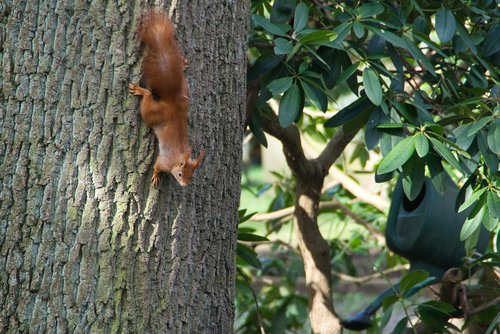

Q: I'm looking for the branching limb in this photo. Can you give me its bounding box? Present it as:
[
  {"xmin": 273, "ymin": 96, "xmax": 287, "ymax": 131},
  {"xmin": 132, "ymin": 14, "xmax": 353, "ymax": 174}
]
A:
[
  {"xmin": 260, "ymin": 111, "xmax": 312, "ymax": 177},
  {"xmin": 316, "ymin": 127, "xmax": 357, "ymax": 174}
]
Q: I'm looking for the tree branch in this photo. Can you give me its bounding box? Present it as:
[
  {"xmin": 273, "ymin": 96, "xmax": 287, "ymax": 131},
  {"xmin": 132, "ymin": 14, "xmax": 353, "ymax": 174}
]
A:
[
  {"xmin": 324, "ymin": 165, "xmax": 390, "ymax": 212},
  {"xmin": 250, "ymin": 200, "xmax": 385, "ymax": 244},
  {"xmin": 246, "ymin": 79, "xmax": 313, "ymax": 177},
  {"xmin": 260, "ymin": 111, "xmax": 313, "ymax": 177},
  {"xmin": 315, "ymin": 127, "xmax": 357, "ymax": 174},
  {"xmin": 331, "ymin": 264, "xmax": 410, "ymax": 284}
]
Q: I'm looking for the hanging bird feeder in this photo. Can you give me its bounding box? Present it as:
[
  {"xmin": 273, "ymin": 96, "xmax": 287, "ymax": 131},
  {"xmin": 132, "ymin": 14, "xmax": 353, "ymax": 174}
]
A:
[{"xmin": 342, "ymin": 174, "xmax": 489, "ymax": 330}]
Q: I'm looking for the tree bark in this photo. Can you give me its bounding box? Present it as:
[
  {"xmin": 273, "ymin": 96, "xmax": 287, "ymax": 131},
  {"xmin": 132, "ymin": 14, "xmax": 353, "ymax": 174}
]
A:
[
  {"xmin": 255, "ymin": 102, "xmax": 356, "ymax": 333},
  {"xmin": 0, "ymin": 1, "xmax": 248, "ymax": 333}
]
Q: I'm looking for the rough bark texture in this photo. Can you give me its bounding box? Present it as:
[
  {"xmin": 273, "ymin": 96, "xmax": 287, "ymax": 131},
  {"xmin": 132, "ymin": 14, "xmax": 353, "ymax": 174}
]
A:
[{"xmin": 0, "ymin": 1, "xmax": 248, "ymax": 333}]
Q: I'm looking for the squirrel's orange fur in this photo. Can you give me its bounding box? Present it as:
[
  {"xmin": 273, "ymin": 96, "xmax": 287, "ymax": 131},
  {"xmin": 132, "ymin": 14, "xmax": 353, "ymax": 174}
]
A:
[{"xmin": 129, "ymin": 11, "xmax": 204, "ymax": 186}]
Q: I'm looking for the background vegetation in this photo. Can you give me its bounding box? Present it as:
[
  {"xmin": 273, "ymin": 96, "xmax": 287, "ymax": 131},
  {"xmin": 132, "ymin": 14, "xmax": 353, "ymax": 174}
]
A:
[{"xmin": 236, "ymin": 0, "xmax": 499, "ymax": 333}]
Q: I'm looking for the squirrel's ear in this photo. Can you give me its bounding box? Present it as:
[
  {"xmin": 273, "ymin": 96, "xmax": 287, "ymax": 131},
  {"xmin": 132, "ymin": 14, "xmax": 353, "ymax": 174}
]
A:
[{"xmin": 194, "ymin": 149, "xmax": 205, "ymax": 168}]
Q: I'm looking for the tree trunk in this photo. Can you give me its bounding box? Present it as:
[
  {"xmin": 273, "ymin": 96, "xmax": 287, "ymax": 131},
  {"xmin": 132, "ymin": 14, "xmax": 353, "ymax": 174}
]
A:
[
  {"xmin": 0, "ymin": 1, "xmax": 248, "ymax": 333},
  {"xmin": 256, "ymin": 107, "xmax": 354, "ymax": 333},
  {"xmin": 295, "ymin": 175, "xmax": 343, "ymax": 334}
]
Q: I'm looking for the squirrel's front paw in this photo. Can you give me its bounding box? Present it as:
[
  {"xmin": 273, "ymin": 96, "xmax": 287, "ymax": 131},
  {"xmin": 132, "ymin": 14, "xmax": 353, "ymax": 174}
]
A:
[
  {"xmin": 129, "ymin": 83, "xmax": 143, "ymax": 96},
  {"xmin": 151, "ymin": 173, "xmax": 160, "ymax": 187}
]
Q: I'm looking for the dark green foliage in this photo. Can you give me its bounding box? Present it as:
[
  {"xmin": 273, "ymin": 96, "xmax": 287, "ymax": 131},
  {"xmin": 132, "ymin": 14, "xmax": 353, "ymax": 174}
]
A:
[
  {"xmin": 243, "ymin": 0, "xmax": 499, "ymax": 332},
  {"xmin": 248, "ymin": 0, "xmax": 499, "ymax": 241}
]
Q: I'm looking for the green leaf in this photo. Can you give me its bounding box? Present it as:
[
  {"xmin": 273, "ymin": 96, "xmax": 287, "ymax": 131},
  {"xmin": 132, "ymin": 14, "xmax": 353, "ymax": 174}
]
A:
[
  {"xmin": 380, "ymin": 304, "xmax": 394, "ymax": 329},
  {"xmin": 238, "ymin": 233, "xmax": 269, "ymax": 242},
  {"xmin": 377, "ymin": 123, "xmax": 407, "ymax": 129},
  {"xmin": 377, "ymin": 136, "xmax": 416, "ymax": 174},
  {"xmin": 402, "ymin": 157, "xmax": 425, "ymax": 201},
  {"xmin": 469, "ymin": 188, "xmax": 487, "ymax": 219},
  {"xmin": 368, "ymin": 26, "xmax": 406, "ymax": 48},
  {"xmin": 293, "ymin": 2, "xmax": 309, "ymax": 33},
  {"xmin": 274, "ymin": 37, "xmax": 293, "ymax": 55},
  {"xmin": 400, "ymin": 269, "xmax": 430, "ymax": 294},
  {"xmin": 363, "ymin": 67, "xmax": 383, "ymax": 106},
  {"xmin": 429, "ymin": 137, "xmax": 463, "ymax": 172},
  {"xmin": 248, "ymin": 55, "xmax": 282, "ymax": 81},
  {"xmin": 344, "ymin": 102, "xmax": 372, "ymax": 134},
  {"xmin": 279, "ymin": 83, "xmax": 302, "ymax": 128},
  {"xmin": 427, "ymin": 155, "xmax": 446, "ymax": 194},
  {"xmin": 456, "ymin": 176, "xmax": 475, "ymax": 211},
  {"xmin": 332, "ymin": 22, "xmax": 352, "ymax": 45},
  {"xmin": 477, "ymin": 131, "xmax": 499, "ymax": 173},
  {"xmin": 358, "ymin": 3, "xmax": 384, "ymax": 18},
  {"xmin": 393, "ymin": 317, "xmax": 408, "ymax": 334},
  {"xmin": 301, "ymin": 80, "xmax": 327, "ymax": 112},
  {"xmin": 413, "ymin": 16, "xmax": 430, "ymax": 36},
  {"xmin": 467, "ymin": 116, "xmax": 493, "ymax": 136},
  {"xmin": 458, "ymin": 187, "xmax": 487, "ymax": 213},
  {"xmin": 487, "ymin": 191, "xmax": 500, "ymax": 219},
  {"xmin": 239, "ymin": 209, "xmax": 256, "ymax": 223},
  {"xmin": 435, "ymin": 8, "xmax": 456, "ymax": 43},
  {"xmin": 486, "ymin": 313, "xmax": 500, "ymax": 334},
  {"xmin": 338, "ymin": 52, "xmax": 359, "ymax": 93},
  {"xmin": 464, "ymin": 218, "xmax": 483, "ymax": 256},
  {"xmin": 415, "ymin": 133, "xmax": 429, "ymax": 157},
  {"xmin": 382, "ymin": 294, "xmax": 399, "ymax": 311},
  {"xmin": 460, "ymin": 206, "xmax": 484, "ymax": 241},
  {"xmin": 392, "ymin": 101, "xmax": 419, "ymax": 125},
  {"xmin": 298, "ymin": 60, "xmax": 309, "ymax": 74},
  {"xmin": 487, "ymin": 119, "xmax": 500, "ymax": 154},
  {"xmin": 267, "ymin": 77, "xmax": 293, "ymax": 95},
  {"xmin": 249, "ymin": 113, "xmax": 268, "ymax": 148},
  {"xmin": 481, "ymin": 25, "xmax": 500, "ymax": 57},
  {"xmin": 298, "ymin": 30, "xmax": 337, "ymax": 45},
  {"xmin": 253, "ymin": 14, "xmax": 288, "ymax": 36},
  {"xmin": 270, "ymin": 0, "xmax": 296, "ymax": 24},
  {"xmin": 402, "ymin": 36, "xmax": 436, "ymax": 76},
  {"xmin": 237, "ymin": 243, "xmax": 262, "ymax": 269},
  {"xmin": 286, "ymin": 43, "xmax": 302, "ymax": 62},
  {"xmin": 455, "ymin": 23, "xmax": 477, "ymax": 54},
  {"xmin": 482, "ymin": 211, "xmax": 498, "ymax": 231},
  {"xmin": 418, "ymin": 300, "xmax": 456, "ymax": 315},
  {"xmin": 270, "ymin": 302, "xmax": 288, "ymax": 334},
  {"xmin": 335, "ymin": 61, "xmax": 359, "ymax": 87},
  {"xmin": 324, "ymin": 96, "xmax": 372, "ymax": 128},
  {"xmin": 365, "ymin": 108, "xmax": 386, "ymax": 150},
  {"xmin": 453, "ymin": 123, "xmax": 476, "ymax": 151},
  {"xmin": 353, "ymin": 21, "xmax": 365, "ymax": 38}
]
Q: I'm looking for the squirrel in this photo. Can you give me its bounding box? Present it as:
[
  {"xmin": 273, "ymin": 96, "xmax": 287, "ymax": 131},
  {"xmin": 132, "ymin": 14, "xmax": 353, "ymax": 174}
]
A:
[{"xmin": 129, "ymin": 10, "xmax": 204, "ymax": 187}]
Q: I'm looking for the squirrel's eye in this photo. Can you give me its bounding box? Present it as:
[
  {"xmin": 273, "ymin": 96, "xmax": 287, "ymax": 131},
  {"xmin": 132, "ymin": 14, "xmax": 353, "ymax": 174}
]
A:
[{"xmin": 178, "ymin": 172, "xmax": 182, "ymax": 177}]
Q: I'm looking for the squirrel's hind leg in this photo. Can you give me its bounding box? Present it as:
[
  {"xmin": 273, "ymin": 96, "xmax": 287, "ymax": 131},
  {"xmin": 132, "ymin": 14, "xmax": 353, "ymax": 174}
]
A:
[
  {"xmin": 129, "ymin": 83, "xmax": 163, "ymax": 126},
  {"xmin": 151, "ymin": 159, "xmax": 161, "ymax": 187}
]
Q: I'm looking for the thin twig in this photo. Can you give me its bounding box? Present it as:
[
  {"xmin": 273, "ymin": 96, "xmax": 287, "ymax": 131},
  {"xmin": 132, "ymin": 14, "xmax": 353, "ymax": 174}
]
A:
[
  {"xmin": 466, "ymin": 296, "xmax": 500, "ymax": 317},
  {"xmin": 331, "ymin": 264, "xmax": 410, "ymax": 284},
  {"xmin": 249, "ymin": 200, "xmax": 385, "ymax": 243},
  {"xmin": 237, "ymin": 267, "xmax": 266, "ymax": 334}
]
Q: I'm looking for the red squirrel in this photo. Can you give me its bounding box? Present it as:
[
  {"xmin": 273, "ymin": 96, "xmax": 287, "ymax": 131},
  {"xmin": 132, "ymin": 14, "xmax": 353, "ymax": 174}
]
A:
[{"xmin": 129, "ymin": 11, "xmax": 204, "ymax": 187}]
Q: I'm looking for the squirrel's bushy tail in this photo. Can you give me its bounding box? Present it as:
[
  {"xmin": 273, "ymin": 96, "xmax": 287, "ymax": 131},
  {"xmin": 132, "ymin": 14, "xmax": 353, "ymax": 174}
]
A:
[{"xmin": 138, "ymin": 11, "xmax": 185, "ymax": 98}]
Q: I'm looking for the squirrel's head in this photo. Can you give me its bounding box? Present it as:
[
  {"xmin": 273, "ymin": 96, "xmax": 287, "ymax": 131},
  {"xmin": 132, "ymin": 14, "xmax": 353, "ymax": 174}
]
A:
[{"xmin": 172, "ymin": 149, "xmax": 205, "ymax": 186}]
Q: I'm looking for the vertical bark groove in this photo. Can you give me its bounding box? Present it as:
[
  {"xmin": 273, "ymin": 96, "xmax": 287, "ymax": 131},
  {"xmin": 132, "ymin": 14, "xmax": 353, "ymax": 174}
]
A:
[{"xmin": 1, "ymin": 0, "xmax": 248, "ymax": 333}]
